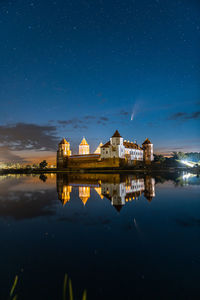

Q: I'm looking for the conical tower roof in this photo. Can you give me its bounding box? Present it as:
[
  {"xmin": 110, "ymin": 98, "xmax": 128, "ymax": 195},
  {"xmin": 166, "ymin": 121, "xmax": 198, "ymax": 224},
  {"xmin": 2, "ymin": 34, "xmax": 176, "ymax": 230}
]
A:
[
  {"xmin": 142, "ymin": 138, "xmax": 152, "ymax": 145},
  {"xmin": 94, "ymin": 142, "xmax": 103, "ymax": 154},
  {"xmin": 80, "ymin": 137, "xmax": 89, "ymax": 145},
  {"xmin": 59, "ymin": 138, "xmax": 69, "ymax": 145},
  {"xmin": 112, "ymin": 130, "xmax": 122, "ymax": 138}
]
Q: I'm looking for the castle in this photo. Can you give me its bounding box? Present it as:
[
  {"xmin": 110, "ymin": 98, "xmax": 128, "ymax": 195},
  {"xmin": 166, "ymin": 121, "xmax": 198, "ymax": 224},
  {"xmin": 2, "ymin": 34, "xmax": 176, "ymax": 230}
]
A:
[{"xmin": 57, "ymin": 130, "xmax": 153, "ymax": 169}]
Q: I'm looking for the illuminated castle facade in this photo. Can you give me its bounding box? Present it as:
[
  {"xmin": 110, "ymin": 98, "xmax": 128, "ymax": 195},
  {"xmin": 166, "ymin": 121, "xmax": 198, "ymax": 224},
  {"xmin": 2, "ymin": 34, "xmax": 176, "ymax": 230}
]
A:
[
  {"xmin": 57, "ymin": 130, "xmax": 153, "ymax": 169},
  {"xmin": 100, "ymin": 130, "xmax": 153, "ymax": 161},
  {"xmin": 79, "ymin": 137, "xmax": 90, "ymax": 155}
]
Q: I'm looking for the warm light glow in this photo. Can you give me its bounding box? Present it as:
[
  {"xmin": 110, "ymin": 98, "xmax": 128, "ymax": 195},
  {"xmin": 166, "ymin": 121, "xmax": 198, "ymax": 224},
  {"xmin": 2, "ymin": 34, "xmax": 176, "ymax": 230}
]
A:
[
  {"xmin": 59, "ymin": 138, "xmax": 71, "ymax": 156},
  {"xmin": 94, "ymin": 187, "xmax": 104, "ymax": 199},
  {"xmin": 94, "ymin": 142, "xmax": 103, "ymax": 154},
  {"xmin": 79, "ymin": 137, "xmax": 90, "ymax": 155},
  {"xmin": 61, "ymin": 185, "xmax": 72, "ymax": 205},
  {"xmin": 79, "ymin": 186, "xmax": 90, "ymax": 205}
]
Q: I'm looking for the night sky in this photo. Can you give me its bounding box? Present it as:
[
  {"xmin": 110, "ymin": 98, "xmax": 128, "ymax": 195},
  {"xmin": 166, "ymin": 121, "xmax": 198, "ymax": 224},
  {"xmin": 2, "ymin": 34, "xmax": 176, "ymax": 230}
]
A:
[{"xmin": 0, "ymin": 0, "xmax": 199, "ymax": 163}]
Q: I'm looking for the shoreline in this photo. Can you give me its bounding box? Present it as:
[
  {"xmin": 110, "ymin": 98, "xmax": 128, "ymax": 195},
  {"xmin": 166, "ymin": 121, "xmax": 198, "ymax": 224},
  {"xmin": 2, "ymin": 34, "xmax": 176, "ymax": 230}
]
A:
[{"xmin": 0, "ymin": 166, "xmax": 199, "ymax": 176}]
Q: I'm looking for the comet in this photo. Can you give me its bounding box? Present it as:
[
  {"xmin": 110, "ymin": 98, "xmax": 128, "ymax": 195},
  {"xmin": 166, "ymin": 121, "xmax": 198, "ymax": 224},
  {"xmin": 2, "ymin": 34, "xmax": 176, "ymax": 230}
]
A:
[
  {"xmin": 130, "ymin": 101, "xmax": 140, "ymax": 121},
  {"xmin": 131, "ymin": 112, "xmax": 134, "ymax": 121}
]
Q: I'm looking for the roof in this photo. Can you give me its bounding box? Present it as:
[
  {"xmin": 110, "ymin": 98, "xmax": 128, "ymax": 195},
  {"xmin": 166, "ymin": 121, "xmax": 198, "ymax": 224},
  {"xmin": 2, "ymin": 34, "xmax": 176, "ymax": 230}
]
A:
[
  {"xmin": 59, "ymin": 138, "xmax": 69, "ymax": 145},
  {"xmin": 94, "ymin": 142, "xmax": 103, "ymax": 154},
  {"xmin": 112, "ymin": 130, "xmax": 122, "ymax": 138},
  {"xmin": 101, "ymin": 141, "xmax": 110, "ymax": 148},
  {"xmin": 142, "ymin": 138, "xmax": 152, "ymax": 145},
  {"xmin": 80, "ymin": 137, "xmax": 89, "ymax": 146},
  {"xmin": 124, "ymin": 141, "xmax": 138, "ymax": 149},
  {"xmin": 101, "ymin": 140, "xmax": 143, "ymax": 150}
]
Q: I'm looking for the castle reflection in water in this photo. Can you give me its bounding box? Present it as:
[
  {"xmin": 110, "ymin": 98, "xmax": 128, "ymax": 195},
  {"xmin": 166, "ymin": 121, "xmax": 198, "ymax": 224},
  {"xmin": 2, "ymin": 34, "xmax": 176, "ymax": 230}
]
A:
[{"xmin": 57, "ymin": 173, "xmax": 155, "ymax": 212}]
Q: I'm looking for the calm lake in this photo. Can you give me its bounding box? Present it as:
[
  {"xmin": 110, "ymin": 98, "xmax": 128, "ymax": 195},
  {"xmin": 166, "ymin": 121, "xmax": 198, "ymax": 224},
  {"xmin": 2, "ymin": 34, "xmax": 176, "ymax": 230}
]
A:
[{"xmin": 0, "ymin": 172, "xmax": 200, "ymax": 299}]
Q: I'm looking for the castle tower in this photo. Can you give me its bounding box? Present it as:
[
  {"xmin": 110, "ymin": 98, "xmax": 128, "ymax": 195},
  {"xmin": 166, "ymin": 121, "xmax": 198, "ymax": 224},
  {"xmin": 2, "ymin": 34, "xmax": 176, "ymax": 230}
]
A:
[
  {"xmin": 57, "ymin": 138, "xmax": 71, "ymax": 168},
  {"xmin": 79, "ymin": 186, "xmax": 90, "ymax": 205},
  {"xmin": 59, "ymin": 138, "xmax": 71, "ymax": 156},
  {"xmin": 94, "ymin": 142, "xmax": 103, "ymax": 154},
  {"xmin": 110, "ymin": 130, "xmax": 123, "ymax": 146},
  {"xmin": 142, "ymin": 138, "xmax": 154, "ymax": 163},
  {"xmin": 79, "ymin": 137, "xmax": 89, "ymax": 155}
]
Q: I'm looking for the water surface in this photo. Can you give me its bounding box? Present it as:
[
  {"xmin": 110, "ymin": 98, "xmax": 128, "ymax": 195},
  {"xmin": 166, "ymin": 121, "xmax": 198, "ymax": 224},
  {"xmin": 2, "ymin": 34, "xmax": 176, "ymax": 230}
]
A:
[{"xmin": 0, "ymin": 172, "xmax": 199, "ymax": 299}]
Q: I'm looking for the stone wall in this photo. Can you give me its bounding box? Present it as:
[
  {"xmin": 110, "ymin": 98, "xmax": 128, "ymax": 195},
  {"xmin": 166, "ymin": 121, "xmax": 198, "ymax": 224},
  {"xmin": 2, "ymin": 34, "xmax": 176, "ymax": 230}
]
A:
[{"xmin": 60, "ymin": 155, "xmax": 122, "ymax": 169}]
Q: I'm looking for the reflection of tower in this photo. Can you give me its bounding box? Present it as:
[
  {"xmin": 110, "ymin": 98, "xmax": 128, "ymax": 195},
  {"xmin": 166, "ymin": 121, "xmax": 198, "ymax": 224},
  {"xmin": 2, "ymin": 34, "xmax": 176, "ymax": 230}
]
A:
[
  {"xmin": 144, "ymin": 176, "xmax": 155, "ymax": 202},
  {"xmin": 79, "ymin": 186, "xmax": 90, "ymax": 205},
  {"xmin": 79, "ymin": 137, "xmax": 89, "ymax": 155},
  {"xmin": 94, "ymin": 187, "xmax": 104, "ymax": 199},
  {"xmin": 142, "ymin": 138, "xmax": 154, "ymax": 163},
  {"xmin": 61, "ymin": 185, "xmax": 72, "ymax": 206},
  {"xmin": 57, "ymin": 174, "xmax": 72, "ymax": 206},
  {"xmin": 101, "ymin": 182, "xmax": 126, "ymax": 212},
  {"xmin": 57, "ymin": 138, "xmax": 71, "ymax": 168}
]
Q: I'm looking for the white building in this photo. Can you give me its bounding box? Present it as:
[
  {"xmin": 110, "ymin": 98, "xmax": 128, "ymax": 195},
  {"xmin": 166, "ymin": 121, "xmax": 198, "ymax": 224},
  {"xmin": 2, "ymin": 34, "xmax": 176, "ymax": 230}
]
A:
[{"xmin": 100, "ymin": 130, "xmax": 152, "ymax": 162}]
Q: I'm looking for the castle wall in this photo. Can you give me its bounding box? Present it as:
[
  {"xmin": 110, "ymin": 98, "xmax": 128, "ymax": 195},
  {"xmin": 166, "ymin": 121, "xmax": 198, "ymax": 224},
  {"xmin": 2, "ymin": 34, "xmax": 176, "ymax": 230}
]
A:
[{"xmin": 59, "ymin": 155, "xmax": 123, "ymax": 169}]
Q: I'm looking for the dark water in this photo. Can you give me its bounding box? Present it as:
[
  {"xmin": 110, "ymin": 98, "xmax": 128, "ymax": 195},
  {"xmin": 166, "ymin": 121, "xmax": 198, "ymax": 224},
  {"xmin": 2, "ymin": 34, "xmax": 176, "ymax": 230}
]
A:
[{"xmin": 0, "ymin": 172, "xmax": 200, "ymax": 300}]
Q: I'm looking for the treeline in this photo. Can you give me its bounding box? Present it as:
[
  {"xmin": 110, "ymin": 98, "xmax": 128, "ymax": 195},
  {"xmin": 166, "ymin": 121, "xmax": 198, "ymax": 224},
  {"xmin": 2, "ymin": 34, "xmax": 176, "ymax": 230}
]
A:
[
  {"xmin": 170, "ymin": 152, "xmax": 200, "ymax": 162},
  {"xmin": 185, "ymin": 152, "xmax": 200, "ymax": 162},
  {"xmin": 154, "ymin": 152, "xmax": 200, "ymax": 163}
]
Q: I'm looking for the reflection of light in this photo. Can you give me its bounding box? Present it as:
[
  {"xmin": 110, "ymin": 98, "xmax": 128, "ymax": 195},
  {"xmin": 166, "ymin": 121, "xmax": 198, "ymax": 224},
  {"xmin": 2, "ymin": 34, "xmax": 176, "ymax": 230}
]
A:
[
  {"xmin": 181, "ymin": 160, "xmax": 194, "ymax": 167},
  {"xmin": 79, "ymin": 186, "xmax": 90, "ymax": 205},
  {"xmin": 182, "ymin": 173, "xmax": 195, "ymax": 180}
]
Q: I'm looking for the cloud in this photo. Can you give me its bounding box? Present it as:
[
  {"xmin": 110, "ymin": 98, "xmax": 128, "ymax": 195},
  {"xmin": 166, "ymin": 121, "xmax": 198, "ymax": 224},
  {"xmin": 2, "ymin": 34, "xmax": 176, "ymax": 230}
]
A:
[
  {"xmin": 168, "ymin": 111, "xmax": 200, "ymax": 121},
  {"xmin": 155, "ymin": 139, "xmax": 200, "ymax": 153},
  {"xmin": 0, "ymin": 123, "xmax": 58, "ymax": 151},
  {"xmin": 56, "ymin": 116, "xmax": 109, "ymax": 128},
  {"xmin": 0, "ymin": 146, "xmax": 27, "ymax": 163},
  {"xmin": 100, "ymin": 117, "xmax": 109, "ymax": 121},
  {"xmin": 73, "ymin": 124, "xmax": 88, "ymax": 129},
  {"xmin": 168, "ymin": 112, "xmax": 186, "ymax": 120},
  {"xmin": 191, "ymin": 111, "xmax": 200, "ymax": 119},
  {"xmin": 84, "ymin": 115, "xmax": 96, "ymax": 120},
  {"xmin": 57, "ymin": 119, "xmax": 83, "ymax": 126},
  {"xmin": 119, "ymin": 110, "xmax": 129, "ymax": 116}
]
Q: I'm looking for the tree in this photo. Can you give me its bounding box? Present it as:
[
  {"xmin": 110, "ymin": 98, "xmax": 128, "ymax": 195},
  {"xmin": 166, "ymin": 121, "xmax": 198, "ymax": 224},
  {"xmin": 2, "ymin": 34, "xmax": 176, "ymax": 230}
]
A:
[
  {"xmin": 39, "ymin": 160, "xmax": 48, "ymax": 169},
  {"xmin": 172, "ymin": 152, "xmax": 186, "ymax": 160},
  {"xmin": 32, "ymin": 164, "xmax": 39, "ymax": 168},
  {"xmin": 154, "ymin": 154, "xmax": 166, "ymax": 163}
]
